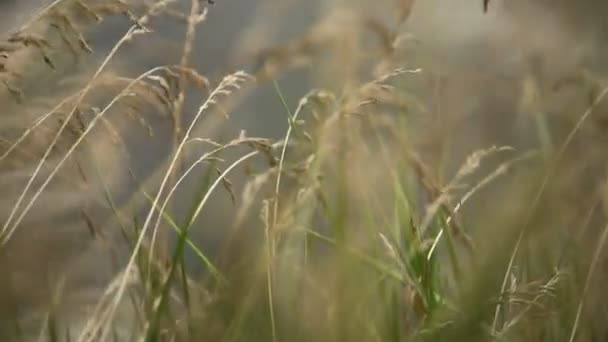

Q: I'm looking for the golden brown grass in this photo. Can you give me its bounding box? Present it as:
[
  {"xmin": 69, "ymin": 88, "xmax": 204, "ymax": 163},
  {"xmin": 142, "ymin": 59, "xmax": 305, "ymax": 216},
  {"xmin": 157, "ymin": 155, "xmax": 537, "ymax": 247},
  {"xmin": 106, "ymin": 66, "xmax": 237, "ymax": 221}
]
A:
[{"xmin": 2, "ymin": 0, "xmax": 608, "ymax": 341}]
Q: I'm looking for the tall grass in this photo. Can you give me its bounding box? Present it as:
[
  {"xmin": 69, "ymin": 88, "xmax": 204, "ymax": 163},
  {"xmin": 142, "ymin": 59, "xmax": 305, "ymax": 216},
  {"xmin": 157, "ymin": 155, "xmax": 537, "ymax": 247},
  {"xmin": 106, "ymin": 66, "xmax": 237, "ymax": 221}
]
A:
[{"xmin": 2, "ymin": 0, "xmax": 608, "ymax": 341}]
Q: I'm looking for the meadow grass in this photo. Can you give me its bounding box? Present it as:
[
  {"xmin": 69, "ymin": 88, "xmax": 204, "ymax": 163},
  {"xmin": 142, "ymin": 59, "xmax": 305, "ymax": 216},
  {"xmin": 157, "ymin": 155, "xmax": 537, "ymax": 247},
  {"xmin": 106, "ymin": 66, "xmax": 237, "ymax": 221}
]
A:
[{"xmin": 1, "ymin": 0, "xmax": 608, "ymax": 341}]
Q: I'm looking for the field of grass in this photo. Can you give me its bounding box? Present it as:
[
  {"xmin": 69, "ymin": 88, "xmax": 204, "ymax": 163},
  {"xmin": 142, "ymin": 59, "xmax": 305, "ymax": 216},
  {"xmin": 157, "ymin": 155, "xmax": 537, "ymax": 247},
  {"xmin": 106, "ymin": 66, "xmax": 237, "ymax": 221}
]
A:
[{"xmin": 1, "ymin": 0, "xmax": 608, "ymax": 341}]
